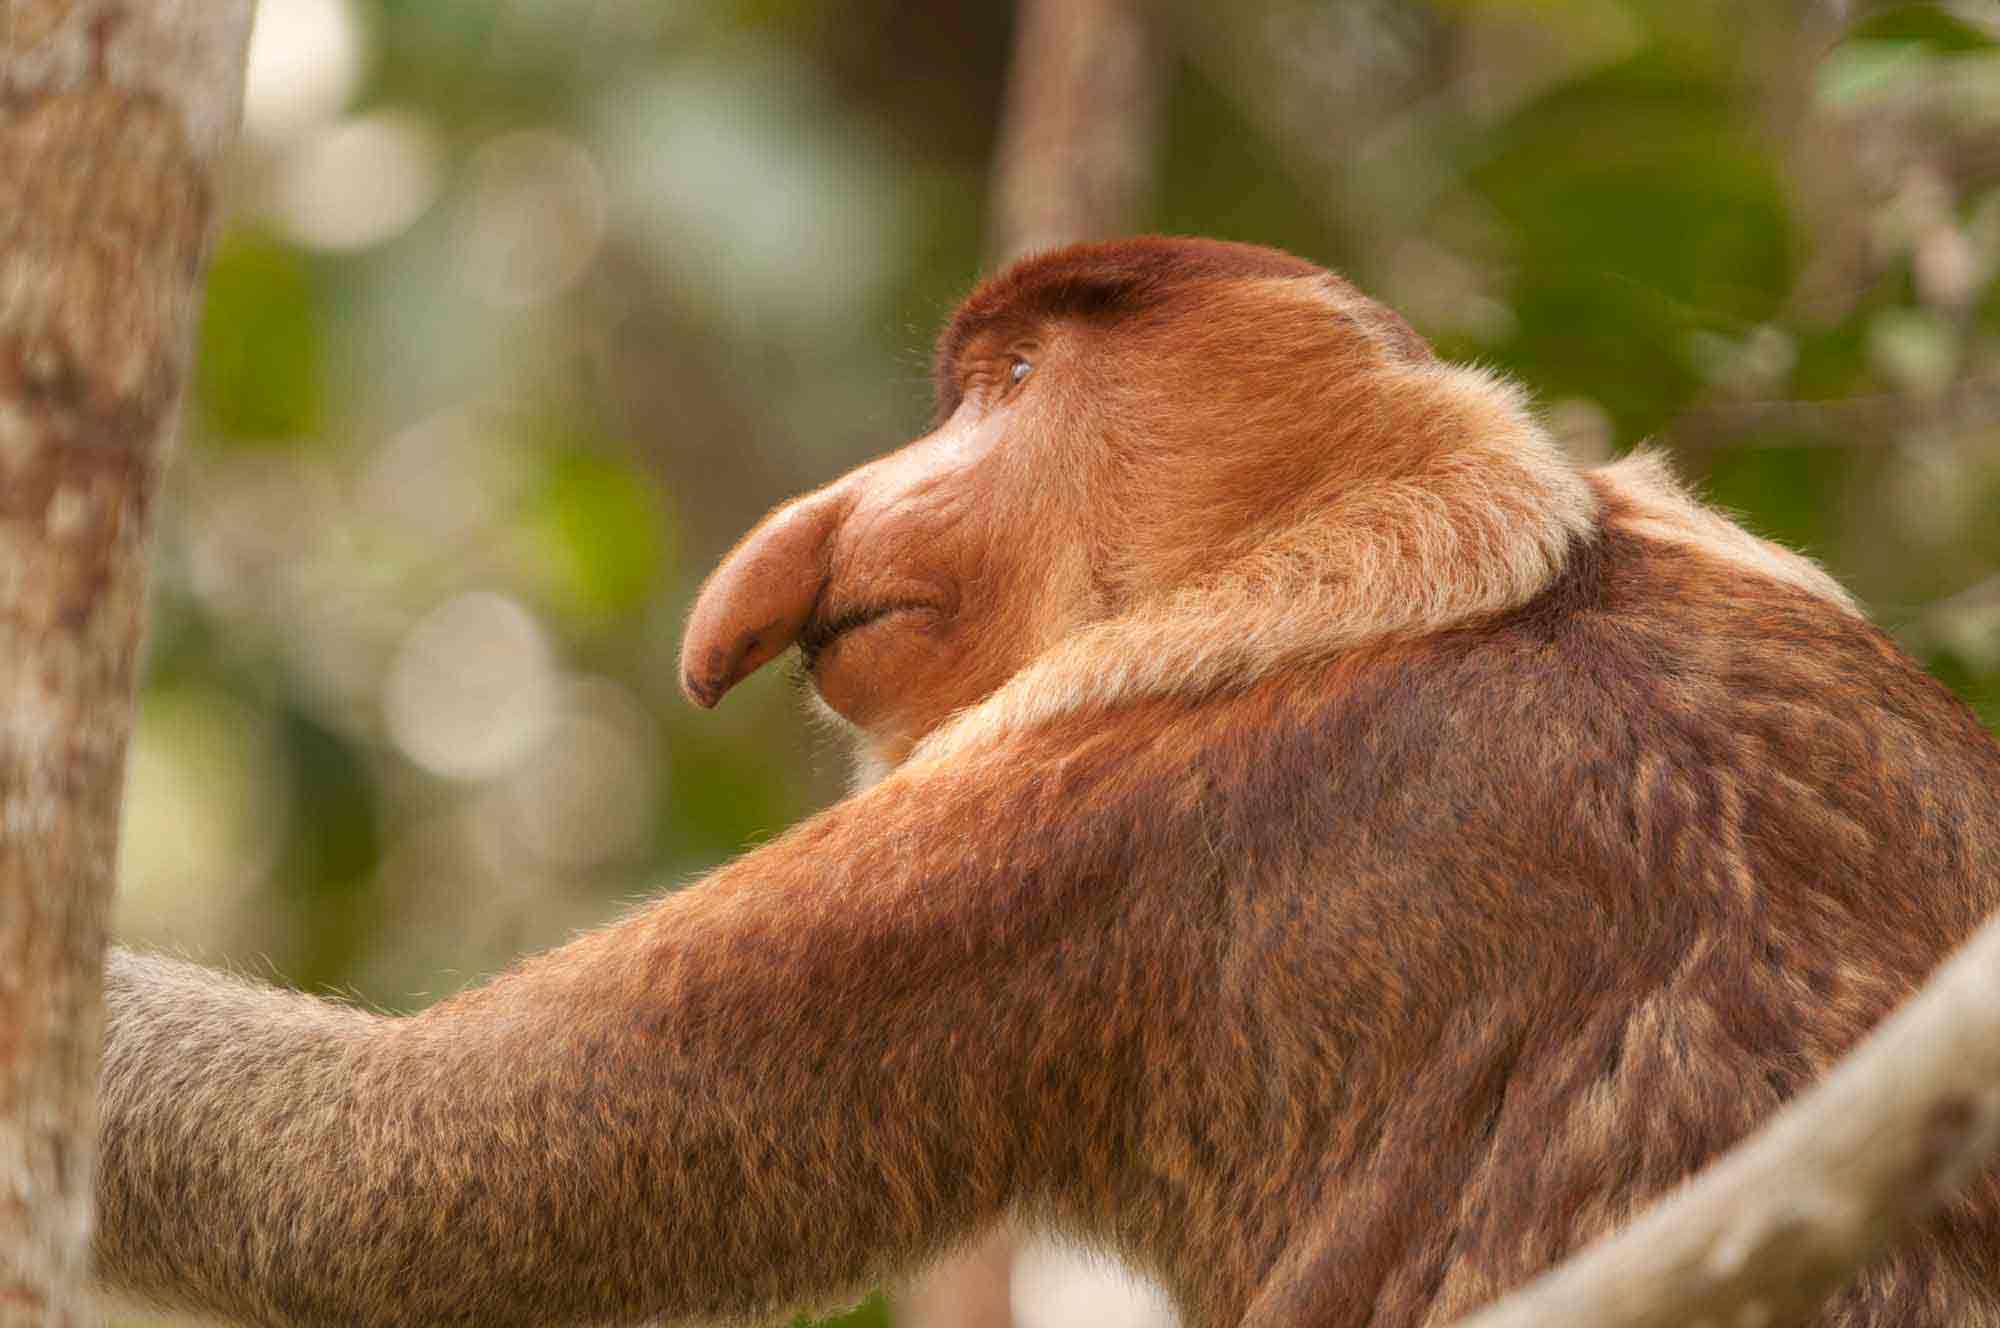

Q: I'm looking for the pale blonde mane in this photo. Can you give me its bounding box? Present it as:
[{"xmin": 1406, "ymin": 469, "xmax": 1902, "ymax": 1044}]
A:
[
  {"xmin": 913, "ymin": 364, "xmax": 1598, "ymax": 764},
  {"xmin": 1595, "ymin": 450, "xmax": 1857, "ymax": 614}
]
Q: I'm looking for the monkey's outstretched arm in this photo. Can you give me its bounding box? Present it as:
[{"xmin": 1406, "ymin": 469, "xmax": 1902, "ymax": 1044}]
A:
[{"xmin": 93, "ymin": 722, "xmax": 1217, "ymax": 1328}]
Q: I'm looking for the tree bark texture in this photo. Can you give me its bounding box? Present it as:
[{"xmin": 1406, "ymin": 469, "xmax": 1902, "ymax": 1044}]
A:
[
  {"xmin": 986, "ymin": 0, "xmax": 1165, "ymax": 265},
  {"xmin": 0, "ymin": 3, "xmax": 250, "ymax": 1322}
]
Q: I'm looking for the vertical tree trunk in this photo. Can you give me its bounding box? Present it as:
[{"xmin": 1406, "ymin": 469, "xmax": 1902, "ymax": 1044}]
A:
[
  {"xmin": 986, "ymin": 0, "xmax": 1165, "ymax": 264},
  {"xmin": 0, "ymin": 3, "xmax": 252, "ymax": 1321},
  {"xmin": 901, "ymin": 4, "xmax": 1165, "ymax": 1326}
]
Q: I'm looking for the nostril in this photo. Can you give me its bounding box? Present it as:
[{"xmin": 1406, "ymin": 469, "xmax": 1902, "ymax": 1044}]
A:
[{"xmin": 682, "ymin": 668, "xmax": 723, "ymax": 709}]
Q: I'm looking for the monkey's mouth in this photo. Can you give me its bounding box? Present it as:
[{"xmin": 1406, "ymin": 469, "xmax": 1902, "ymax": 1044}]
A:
[
  {"xmin": 798, "ymin": 605, "xmax": 898, "ymax": 669},
  {"xmin": 798, "ymin": 601, "xmax": 942, "ymax": 670}
]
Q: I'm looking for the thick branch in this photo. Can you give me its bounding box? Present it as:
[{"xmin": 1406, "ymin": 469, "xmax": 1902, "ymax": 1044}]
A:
[
  {"xmin": 1456, "ymin": 887, "xmax": 2000, "ymax": 1328},
  {"xmin": 1659, "ymin": 371, "xmax": 2000, "ymax": 450},
  {"xmin": 0, "ymin": 2, "xmax": 251, "ymax": 1322}
]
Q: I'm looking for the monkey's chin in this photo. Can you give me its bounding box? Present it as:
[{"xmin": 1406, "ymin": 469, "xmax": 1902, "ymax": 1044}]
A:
[
  {"xmin": 793, "ymin": 669, "xmax": 912, "ymax": 787},
  {"xmin": 799, "ymin": 609, "xmax": 953, "ymax": 734}
]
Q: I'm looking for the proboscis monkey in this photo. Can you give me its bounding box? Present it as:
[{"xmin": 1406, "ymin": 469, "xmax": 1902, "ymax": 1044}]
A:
[{"xmin": 95, "ymin": 239, "xmax": 2000, "ymax": 1328}]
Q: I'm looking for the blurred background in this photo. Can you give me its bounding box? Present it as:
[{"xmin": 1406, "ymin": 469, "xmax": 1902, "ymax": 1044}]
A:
[{"xmin": 115, "ymin": 1, "xmax": 2000, "ymax": 1324}]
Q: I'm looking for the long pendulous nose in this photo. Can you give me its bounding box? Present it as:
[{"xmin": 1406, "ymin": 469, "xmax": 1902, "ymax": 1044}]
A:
[{"xmin": 679, "ymin": 483, "xmax": 852, "ymax": 708}]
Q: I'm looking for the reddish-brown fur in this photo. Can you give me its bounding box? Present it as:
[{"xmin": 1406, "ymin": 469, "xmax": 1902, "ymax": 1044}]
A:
[{"xmin": 96, "ymin": 239, "xmax": 2000, "ymax": 1327}]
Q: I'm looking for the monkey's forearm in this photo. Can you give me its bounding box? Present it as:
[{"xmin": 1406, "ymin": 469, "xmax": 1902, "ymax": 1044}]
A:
[
  {"xmin": 95, "ymin": 949, "xmax": 404, "ymax": 1323},
  {"xmin": 90, "ymin": 701, "xmax": 1199, "ymax": 1328},
  {"xmin": 92, "ymin": 872, "xmax": 1040, "ymax": 1327}
]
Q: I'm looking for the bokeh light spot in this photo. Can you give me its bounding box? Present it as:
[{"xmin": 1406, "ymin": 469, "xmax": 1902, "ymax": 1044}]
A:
[
  {"xmin": 458, "ymin": 130, "xmax": 610, "ymax": 309},
  {"xmin": 386, "ymin": 592, "xmax": 557, "ymax": 779},
  {"xmin": 243, "ymin": 0, "xmax": 366, "ymax": 143},
  {"xmin": 274, "ymin": 109, "xmax": 444, "ymax": 253}
]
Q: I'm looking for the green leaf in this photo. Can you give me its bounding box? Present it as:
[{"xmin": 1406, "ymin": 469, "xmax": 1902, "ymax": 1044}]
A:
[
  {"xmin": 1843, "ymin": 4, "xmax": 1997, "ymax": 52},
  {"xmin": 1924, "ymin": 647, "xmax": 2000, "ymax": 736},
  {"xmin": 1701, "ymin": 445, "xmax": 1850, "ymax": 555},
  {"xmin": 194, "ymin": 232, "xmax": 327, "ymax": 445},
  {"xmin": 1816, "ymin": 40, "xmax": 1936, "ymax": 107},
  {"xmin": 519, "ymin": 451, "xmax": 674, "ymax": 627},
  {"xmin": 1818, "ymin": 5, "xmax": 1998, "ymax": 108},
  {"xmin": 1469, "ymin": 54, "xmax": 1793, "ymax": 434},
  {"xmin": 272, "ymin": 707, "xmax": 386, "ymax": 993},
  {"xmin": 794, "ymin": 1292, "xmax": 892, "ymax": 1328}
]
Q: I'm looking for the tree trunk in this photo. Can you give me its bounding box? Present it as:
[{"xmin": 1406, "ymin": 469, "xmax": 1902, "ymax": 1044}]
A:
[
  {"xmin": 0, "ymin": 3, "xmax": 252, "ymax": 1322},
  {"xmin": 986, "ymin": 0, "xmax": 1165, "ymax": 265},
  {"xmin": 901, "ymin": 4, "xmax": 1166, "ymax": 1326}
]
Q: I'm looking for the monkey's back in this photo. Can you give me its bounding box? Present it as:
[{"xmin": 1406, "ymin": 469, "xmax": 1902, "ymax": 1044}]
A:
[{"xmin": 1170, "ymin": 520, "xmax": 2000, "ymax": 1328}]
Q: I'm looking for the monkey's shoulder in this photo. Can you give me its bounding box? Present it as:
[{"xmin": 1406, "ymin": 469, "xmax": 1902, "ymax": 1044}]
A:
[
  {"xmin": 1082, "ymin": 523, "xmax": 2000, "ymax": 939},
  {"xmin": 1315, "ymin": 523, "xmax": 1997, "ymax": 825}
]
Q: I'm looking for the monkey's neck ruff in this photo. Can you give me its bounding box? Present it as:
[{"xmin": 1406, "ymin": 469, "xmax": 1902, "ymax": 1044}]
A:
[
  {"xmin": 1591, "ymin": 450, "xmax": 1856, "ymax": 614},
  {"xmin": 915, "ymin": 364, "xmax": 1599, "ymax": 764}
]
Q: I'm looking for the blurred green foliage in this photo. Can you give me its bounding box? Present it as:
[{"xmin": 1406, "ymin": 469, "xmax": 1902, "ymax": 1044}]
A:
[
  {"xmin": 518, "ymin": 446, "xmax": 675, "ymax": 628},
  {"xmin": 118, "ymin": 1, "xmax": 2000, "ymax": 1324},
  {"xmin": 1472, "ymin": 52, "xmax": 1795, "ymax": 428},
  {"xmin": 196, "ymin": 233, "xmax": 327, "ymax": 441}
]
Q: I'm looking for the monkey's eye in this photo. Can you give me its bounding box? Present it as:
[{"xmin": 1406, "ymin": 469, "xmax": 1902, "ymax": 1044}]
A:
[{"xmin": 1009, "ymin": 358, "xmax": 1033, "ymax": 384}]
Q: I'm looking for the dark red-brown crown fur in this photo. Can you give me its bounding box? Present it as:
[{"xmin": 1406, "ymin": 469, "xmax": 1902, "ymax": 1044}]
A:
[{"xmin": 933, "ymin": 238, "xmax": 1332, "ymax": 422}]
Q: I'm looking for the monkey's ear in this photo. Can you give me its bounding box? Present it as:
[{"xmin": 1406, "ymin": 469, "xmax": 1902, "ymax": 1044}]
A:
[{"xmin": 680, "ymin": 487, "xmax": 850, "ymax": 707}]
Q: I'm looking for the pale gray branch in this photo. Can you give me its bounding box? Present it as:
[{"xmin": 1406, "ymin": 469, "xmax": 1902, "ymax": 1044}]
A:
[{"xmin": 1457, "ymin": 893, "xmax": 2000, "ymax": 1328}]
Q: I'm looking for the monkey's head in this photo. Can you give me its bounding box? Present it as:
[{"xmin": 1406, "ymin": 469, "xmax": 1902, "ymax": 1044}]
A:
[{"xmin": 680, "ymin": 237, "xmax": 1435, "ymax": 761}]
